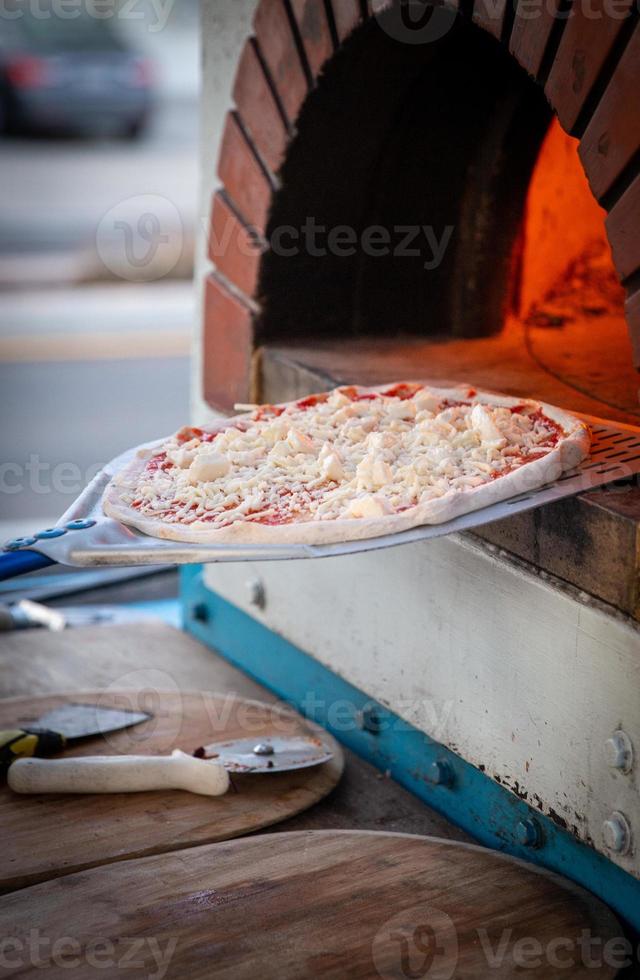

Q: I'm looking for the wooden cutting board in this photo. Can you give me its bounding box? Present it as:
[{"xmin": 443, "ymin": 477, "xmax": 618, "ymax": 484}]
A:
[
  {"xmin": 0, "ymin": 830, "xmax": 621, "ymax": 979},
  {"xmin": 0, "ymin": 691, "xmax": 342, "ymax": 893}
]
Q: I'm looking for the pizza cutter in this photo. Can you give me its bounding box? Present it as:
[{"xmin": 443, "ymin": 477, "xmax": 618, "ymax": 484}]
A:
[{"xmin": 7, "ymin": 735, "xmax": 333, "ymax": 797}]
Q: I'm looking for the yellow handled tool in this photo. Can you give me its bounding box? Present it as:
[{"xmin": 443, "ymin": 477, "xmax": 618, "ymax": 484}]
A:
[
  {"xmin": 0, "ymin": 702, "xmax": 151, "ymax": 772},
  {"xmin": 0, "ymin": 729, "xmax": 66, "ymax": 769}
]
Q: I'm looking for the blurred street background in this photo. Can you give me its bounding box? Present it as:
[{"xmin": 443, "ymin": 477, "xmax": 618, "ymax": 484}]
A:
[{"xmin": 0, "ymin": 0, "xmax": 199, "ymax": 540}]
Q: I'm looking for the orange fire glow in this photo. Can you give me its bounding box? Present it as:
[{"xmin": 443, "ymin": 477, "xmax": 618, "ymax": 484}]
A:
[{"xmin": 519, "ymin": 117, "xmax": 622, "ymax": 323}]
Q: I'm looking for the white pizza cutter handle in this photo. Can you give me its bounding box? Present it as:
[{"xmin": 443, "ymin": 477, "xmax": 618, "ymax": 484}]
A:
[{"xmin": 7, "ymin": 750, "xmax": 230, "ymax": 797}]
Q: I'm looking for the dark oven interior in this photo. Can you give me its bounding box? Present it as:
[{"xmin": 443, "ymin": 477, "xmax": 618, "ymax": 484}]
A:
[{"xmin": 256, "ymin": 14, "xmax": 636, "ymax": 424}]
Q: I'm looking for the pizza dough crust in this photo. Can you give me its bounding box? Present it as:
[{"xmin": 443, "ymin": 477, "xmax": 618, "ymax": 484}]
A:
[{"xmin": 103, "ymin": 383, "xmax": 590, "ymax": 545}]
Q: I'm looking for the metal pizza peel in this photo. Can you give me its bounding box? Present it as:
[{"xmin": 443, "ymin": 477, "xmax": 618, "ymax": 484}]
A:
[{"xmin": 1, "ymin": 414, "xmax": 639, "ymax": 578}]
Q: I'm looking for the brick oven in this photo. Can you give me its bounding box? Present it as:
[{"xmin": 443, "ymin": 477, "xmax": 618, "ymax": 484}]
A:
[{"xmin": 185, "ymin": 0, "xmax": 640, "ymax": 926}]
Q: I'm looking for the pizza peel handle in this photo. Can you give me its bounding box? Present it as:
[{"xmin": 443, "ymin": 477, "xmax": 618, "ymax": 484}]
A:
[
  {"xmin": 8, "ymin": 751, "xmax": 230, "ymax": 797},
  {"xmin": 0, "ymin": 551, "xmax": 56, "ymax": 582}
]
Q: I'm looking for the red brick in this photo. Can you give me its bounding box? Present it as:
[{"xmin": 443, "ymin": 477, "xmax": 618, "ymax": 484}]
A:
[
  {"xmin": 472, "ymin": 0, "xmax": 506, "ymax": 39},
  {"xmin": 625, "ymin": 289, "xmax": 640, "ymax": 368},
  {"xmin": 579, "ymin": 25, "xmax": 640, "ymax": 201},
  {"xmin": 217, "ymin": 112, "xmax": 272, "ymax": 234},
  {"xmin": 254, "ymin": 0, "xmax": 308, "ymax": 125},
  {"xmin": 606, "ymin": 172, "xmax": 640, "ymax": 283},
  {"xmin": 233, "ymin": 40, "xmax": 289, "ymax": 175},
  {"xmin": 331, "ymin": 0, "xmax": 362, "ymax": 41},
  {"xmin": 545, "ymin": 1, "xmax": 633, "ymax": 133},
  {"xmin": 509, "ymin": 6, "xmax": 557, "ymax": 79},
  {"xmin": 203, "ymin": 273, "xmax": 257, "ymax": 411},
  {"xmin": 290, "ymin": 0, "xmax": 334, "ymax": 77},
  {"xmin": 208, "ymin": 192, "xmax": 263, "ymax": 299}
]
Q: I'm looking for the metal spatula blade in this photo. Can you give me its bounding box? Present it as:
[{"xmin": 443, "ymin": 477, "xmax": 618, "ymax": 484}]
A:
[
  {"xmin": 30, "ymin": 703, "xmax": 151, "ymax": 741},
  {"xmin": 196, "ymin": 735, "xmax": 333, "ymax": 773}
]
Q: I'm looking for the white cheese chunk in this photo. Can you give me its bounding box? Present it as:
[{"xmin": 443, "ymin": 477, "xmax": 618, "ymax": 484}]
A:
[
  {"xmin": 356, "ymin": 455, "xmax": 393, "ymax": 491},
  {"xmin": 347, "ymin": 494, "xmax": 390, "ymax": 519},
  {"xmin": 287, "ymin": 428, "xmax": 316, "ymax": 454},
  {"xmin": 321, "ymin": 452, "xmax": 344, "ymax": 482},
  {"xmin": 167, "ymin": 447, "xmax": 195, "ymax": 469},
  {"xmin": 470, "ymin": 404, "xmax": 507, "ymax": 447},
  {"xmin": 188, "ymin": 451, "xmax": 230, "ymax": 484}
]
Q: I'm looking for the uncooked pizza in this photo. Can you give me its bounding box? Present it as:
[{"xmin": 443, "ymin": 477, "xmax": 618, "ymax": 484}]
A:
[{"xmin": 103, "ymin": 383, "xmax": 590, "ymax": 545}]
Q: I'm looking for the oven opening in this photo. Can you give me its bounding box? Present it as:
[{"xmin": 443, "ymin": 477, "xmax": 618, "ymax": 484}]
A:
[
  {"xmin": 517, "ymin": 117, "xmax": 634, "ymax": 420},
  {"xmin": 254, "ymin": 15, "xmax": 637, "ymax": 425}
]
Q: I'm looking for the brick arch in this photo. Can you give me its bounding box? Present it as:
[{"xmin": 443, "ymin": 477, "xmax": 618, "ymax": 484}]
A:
[{"xmin": 204, "ymin": 0, "xmax": 640, "ymax": 410}]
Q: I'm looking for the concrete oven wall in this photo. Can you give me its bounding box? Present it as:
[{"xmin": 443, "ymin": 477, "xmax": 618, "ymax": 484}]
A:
[{"xmin": 197, "ymin": 0, "xmax": 640, "ymax": 414}]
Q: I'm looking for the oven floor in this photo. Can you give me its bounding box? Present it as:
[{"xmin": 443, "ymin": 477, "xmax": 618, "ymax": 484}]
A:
[{"xmin": 261, "ymin": 314, "xmax": 640, "ymax": 425}]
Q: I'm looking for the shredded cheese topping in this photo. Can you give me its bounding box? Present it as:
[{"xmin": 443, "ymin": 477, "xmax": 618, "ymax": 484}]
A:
[{"xmin": 117, "ymin": 384, "xmax": 564, "ymax": 528}]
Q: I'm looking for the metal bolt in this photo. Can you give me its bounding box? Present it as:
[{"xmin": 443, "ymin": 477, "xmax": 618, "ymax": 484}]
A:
[
  {"xmin": 427, "ymin": 760, "xmax": 454, "ymax": 787},
  {"xmin": 253, "ymin": 743, "xmax": 274, "ymax": 756},
  {"xmin": 190, "ymin": 602, "xmax": 209, "ymax": 624},
  {"xmin": 602, "ymin": 812, "xmax": 632, "ymax": 854},
  {"xmin": 604, "ymin": 731, "xmax": 633, "ymax": 773},
  {"xmin": 359, "ymin": 703, "xmax": 382, "ymax": 734},
  {"xmin": 246, "ymin": 578, "xmax": 266, "ymax": 609},
  {"xmin": 516, "ymin": 818, "xmax": 543, "ymax": 849}
]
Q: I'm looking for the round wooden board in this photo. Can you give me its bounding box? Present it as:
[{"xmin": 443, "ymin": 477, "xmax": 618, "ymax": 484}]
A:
[
  {"xmin": 0, "ymin": 831, "xmax": 622, "ymax": 979},
  {"xmin": 0, "ymin": 691, "xmax": 342, "ymax": 893}
]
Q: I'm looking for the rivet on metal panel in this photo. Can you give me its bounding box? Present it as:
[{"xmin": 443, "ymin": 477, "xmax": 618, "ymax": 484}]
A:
[
  {"xmin": 516, "ymin": 818, "xmax": 543, "ymax": 849},
  {"xmin": 427, "ymin": 760, "xmax": 455, "ymax": 787},
  {"xmin": 603, "ymin": 813, "xmax": 632, "ymax": 855},
  {"xmin": 4, "ymin": 537, "xmax": 37, "ymax": 551},
  {"xmin": 246, "ymin": 578, "xmax": 266, "ymax": 609},
  {"xmin": 604, "ymin": 731, "xmax": 633, "ymax": 773},
  {"xmin": 35, "ymin": 528, "xmax": 67, "ymax": 540},
  {"xmin": 190, "ymin": 602, "xmax": 210, "ymax": 624}
]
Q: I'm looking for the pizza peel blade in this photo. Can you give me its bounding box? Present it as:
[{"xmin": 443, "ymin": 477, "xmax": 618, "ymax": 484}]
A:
[{"xmin": 3, "ymin": 415, "xmax": 639, "ymax": 571}]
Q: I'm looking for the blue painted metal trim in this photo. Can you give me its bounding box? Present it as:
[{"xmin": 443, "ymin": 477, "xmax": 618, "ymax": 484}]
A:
[
  {"xmin": 0, "ymin": 551, "xmax": 55, "ymax": 582},
  {"xmin": 181, "ymin": 564, "xmax": 640, "ymax": 931}
]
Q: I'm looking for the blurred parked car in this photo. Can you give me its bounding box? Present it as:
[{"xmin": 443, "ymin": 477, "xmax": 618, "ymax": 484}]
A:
[{"xmin": 0, "ymin": 4, "xmax": 155, "ymax": 139}]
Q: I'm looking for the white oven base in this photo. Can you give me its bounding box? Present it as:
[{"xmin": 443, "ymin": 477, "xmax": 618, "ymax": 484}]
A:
[{"xmin": 201, "ymin": 533, "xmax": 640, "ymax": 879}]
